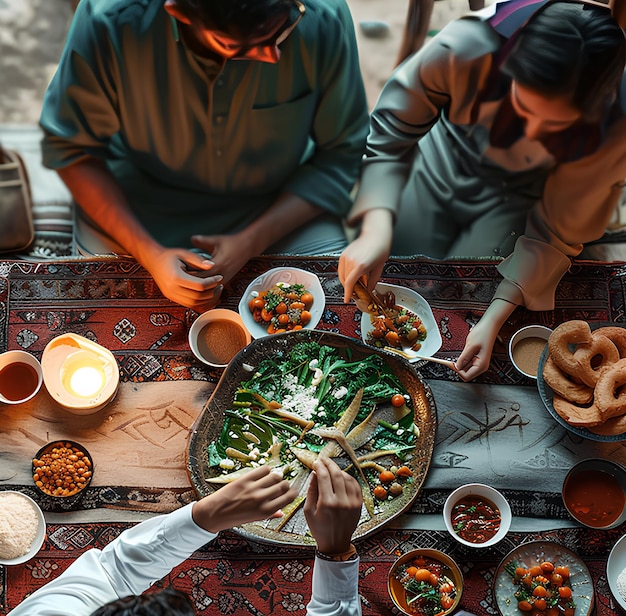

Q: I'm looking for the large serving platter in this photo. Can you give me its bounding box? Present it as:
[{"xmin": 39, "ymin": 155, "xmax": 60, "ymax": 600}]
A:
[{"xmin": 187, "ymin": 329, "xmax": 438, "ymax": 547}]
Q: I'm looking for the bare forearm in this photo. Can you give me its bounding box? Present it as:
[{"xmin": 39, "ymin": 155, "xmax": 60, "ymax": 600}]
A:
[
  {"xmin": 237, "ymin": 192, "xmax": 323, "ymax": 255},
  {"xmin": 57, "ymin": 158, "xmax": 162, "ymax": 266}
]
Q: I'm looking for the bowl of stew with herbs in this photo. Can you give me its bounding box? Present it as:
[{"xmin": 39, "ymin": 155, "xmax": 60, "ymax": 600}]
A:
[{"xmin": 443, "ymin": 483, "xmax": 511, "ymax": 548}]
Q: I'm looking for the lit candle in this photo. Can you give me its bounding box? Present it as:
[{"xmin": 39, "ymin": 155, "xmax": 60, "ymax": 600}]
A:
[{"xmin": 68, "ymin": 365, "xmax": 106, "ymax": 398}]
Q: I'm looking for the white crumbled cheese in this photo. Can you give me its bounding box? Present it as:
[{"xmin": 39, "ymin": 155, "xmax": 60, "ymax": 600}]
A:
[
  {"xmin": 396, "ymin": 429, "xmax": 405, "ymax": 436},
  {"xmin": 308, "ymin": 359, "xmax": 319, "ymax": 370},
  {"xmin": 219, "ymin": 459, "xmax": 235, "ymax": 470},
  {"xmin": 333, "ymin": 386, "xmax": 348, "ymax": 399},
  {"xmin": 279, "ymin": 374, "xmax": 319, "ymax": 419},
  {"xmin": 311, "ymin": 368, "xmax": 324, "ymax": 386}
]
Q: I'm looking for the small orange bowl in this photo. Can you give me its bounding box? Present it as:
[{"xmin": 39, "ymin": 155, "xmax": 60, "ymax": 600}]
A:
[{"xmin": 388, "ymin": 548, "xmax": 463, "ymax": 616}]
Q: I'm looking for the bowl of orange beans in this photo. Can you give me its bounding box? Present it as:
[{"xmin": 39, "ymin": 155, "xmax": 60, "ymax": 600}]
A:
[
  {"xmin": 388, "ymin": 548, "xmax": 463, "ymax": 616},
  {"xmin": 32, "ymin": 440, "xmax": 93, "ymax": 502}
]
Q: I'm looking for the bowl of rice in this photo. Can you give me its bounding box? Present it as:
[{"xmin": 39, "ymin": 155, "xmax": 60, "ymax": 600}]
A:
[{"xmin": 0, "ymin": 491, "xmax": 46, "ymax": 565}]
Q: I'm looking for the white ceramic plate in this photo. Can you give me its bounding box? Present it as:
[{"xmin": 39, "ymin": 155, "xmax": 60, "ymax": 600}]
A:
[
  {"xmin": 360, "ymin": 283, "xmax": 442, "ymax": 362},
  {"xmin": 493, "ymin": 540, "xmax": 594, "ymax": 616},
  {"xmin": 607, "ymin": 533, "xmax": 626, "ymax": 610},
  {"xmin": 238, "ymin": 267, "xmax": 325, "ymax": 339},
  {"xmin": 0, "ymin": 491, "xmax": 46, "ymax": 565}
]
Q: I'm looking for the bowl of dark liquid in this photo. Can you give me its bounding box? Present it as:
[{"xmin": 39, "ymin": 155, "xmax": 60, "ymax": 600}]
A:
[{"xmin": 0, "ymin": 350, "xmax": 43, "ymax": 404}]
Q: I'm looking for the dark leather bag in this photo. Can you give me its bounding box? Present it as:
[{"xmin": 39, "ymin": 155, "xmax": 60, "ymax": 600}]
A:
[{"xmin": 0, "ymin": 145, "xmax": 34, "ymax": 254}]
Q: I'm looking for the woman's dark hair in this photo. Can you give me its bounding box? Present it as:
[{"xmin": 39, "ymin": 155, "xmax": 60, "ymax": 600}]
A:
[
  {"xmin": 502, "ymin": 2, "xmax": 626, "ymax": 119},
  {"xmin": 90, "ymin": 586, "xmax": 195, "ymax": 616},
  {"xmin": 169, "ymin": 0, "xmax": 295, "ymax": 41}
]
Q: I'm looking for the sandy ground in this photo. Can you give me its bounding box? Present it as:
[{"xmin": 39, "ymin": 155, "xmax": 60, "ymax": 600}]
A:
[{"xmin": 0, "ymin": 0, "xmax": 472, "ymax": 124}]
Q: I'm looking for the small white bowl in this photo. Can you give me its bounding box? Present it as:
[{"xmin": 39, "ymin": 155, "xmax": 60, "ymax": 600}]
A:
[
  {"xmin": 0, "ymin": 491, "xmax": 46, "ymax": 565},
  {"xmin": 443, "ymin": 483, "xmax": 512, "ymax": 548},
  {"xmin": 189, "ymin": 309, "xmax": 251, "ymax": 368},
  {"xmin": 0, "ymin": 350, "xmax": 43, "ymax": 404},
  {"xmin": 359, "ymin": 282, "xmax": 442, "ymax": 362},
  {"xmin": 508, "ymin": 325, "xmax": 552, "ymax": 379},
  {"xmin": 238, "ymin": 267, "xmax": 325, "ymax": 339},
  {"xmin": 607, "ymin": 533, "xmax": 626, "ymax": 611}
]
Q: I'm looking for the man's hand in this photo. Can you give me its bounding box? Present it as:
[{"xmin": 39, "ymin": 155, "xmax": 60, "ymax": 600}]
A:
[
  {"xmin": 304, "ymin": 458, "xmax": 363, "ymax": 555},
  {"xmin": 144, "ymin": 247, "xmax": 224, "ymax": 313},
  {"xmin": 191, "ymin": 233, "xmax": 255, "ymax": 288},
  {"xmin": 338, "ymin": 209, "xmax": 393, "ymax": 304},
  {"xmin": 192, "ymin": 466, "xmax": 298, "ymax": 534}
]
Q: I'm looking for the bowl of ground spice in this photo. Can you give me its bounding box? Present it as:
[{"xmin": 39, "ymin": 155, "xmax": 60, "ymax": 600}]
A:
[
  {"xmin": 188, "ymin": 309, "xmax": 252, "ymax": 368},
  {"xmin": 0, "ymin": 491, "xmax": 46, "ymax": 565},
  {"xmin": 508, "ymin": 325, "xmax": 552, "ymax": 379}
]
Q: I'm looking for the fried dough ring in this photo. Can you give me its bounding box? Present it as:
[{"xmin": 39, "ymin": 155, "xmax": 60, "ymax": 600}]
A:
[
  {"xmin": 552, "ymin": 394, "xmax": 604, "ymax": 427},
  {"xmin": 594, "ymin": 326, "xmax": 626, "ymax": 358},
  {"xmin": 593, "ymin": 357, "xmax": 626, "ymax": 419},
  {"xmin": 542, "ymin": 356, "xmax": 594, "ymax": 405},
  {"xmin": 587, "ymin": 411, "xmax": 626, "ymax": 436},
  {"xmin": 548, "ymin": 320, "xmax": 593, "ymax": 374},
  {"xmin": 570, "ymin": 332, "xmax": 620, "ymax": 387}
]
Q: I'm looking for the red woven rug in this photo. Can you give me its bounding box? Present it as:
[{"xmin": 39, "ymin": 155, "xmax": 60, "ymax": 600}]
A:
[{"xmin": 2, "ymin": 524, "xmax": 623, "ymax": 615}]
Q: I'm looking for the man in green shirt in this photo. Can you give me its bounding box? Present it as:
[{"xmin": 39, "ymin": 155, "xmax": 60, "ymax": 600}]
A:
[{"xmin": 40, "ymin": 0, "xmax": 368, "ymax": 311}]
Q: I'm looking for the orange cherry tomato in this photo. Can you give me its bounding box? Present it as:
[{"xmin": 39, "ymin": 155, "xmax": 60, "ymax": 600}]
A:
[
  {"xmin": 413, "ymin": 568, "xmax": 432, "ymax": 582},
  {"xmin": 261, "ymin": 308, "xmax": 273, "ymax": 322},
  {"xmin": 267, "ymin": 323, "xmax": 277, "ymax": 334},
  {"xmin": 550, "ymin": 573, "xmax": 563, "ymax": 586},
  {"xmin": 406, "ymin": 566, "xmax": 418, "ymax": 578},
  {"xmin": 373, "ymin": 485, "xmax": 387, "ymax": 500},
  {"xmin": 371, "ymin": 328, "xmax": 384, "ymax": 340},
  {"xmin": 533, "ymin": 598, "xmax": 547, "ymax": 611},
  {"xmin": 532, "ymin": 585, "xmax": 547, "ymax": 598},
  {"xmin": 528, "ymin": 566, "xmax": 542, "ymax": 577},
  {"xmin": 540, "ymin": 561, "xmax": 554, "ymax": 573},
  {"xmin": 379, "ymin": 470, "xmax": 396, "ymax": 484},
  {"xmin": 290, "ymin": 302, "xmax": 306, "ymax": 310},
  {"xmin": 554, "ymin": 566, "xmax": 570, "ymax": 579},
  {"xmin": 440, "ymin": 595, "xmax": 454, "ymax": 610},
  {"xmin": 293, "ymin": 325, "xmax": 303, "ymax": 330},
  {"xmin": 385, "ymin": 331, "xmax": 400, "ymax": 346},
  {"xmin": 391, "ymin": 394, "xmax": 405, "ymax": 408},
  {"xmin": 252, "ymin": 298, "xmax": 265, "ymax": 310},
  {"xmin": 396, "ymin": 466, "xmax": 412, "ymax": 478},
  {"xmin": 300, "ymin": 310, "xmax": 311, "ymax": 325},
  {"xmin": 428, "ymin": 573, "xmax": 439, "ymax": 587},
  {"xmin": 558, "ymin": 586, "xmax": 572, "ymax": 600},
  {"xmin": 439, "ymin": 583, "xmax": 453, "ymax": 594},
  {"xmin": 277, "ymin": 314, "xmax": 290, "ymax": 325},
  {"xmin": 515, "ymin": 567, "xmax": 529, "ymax": 578},
  {"xmin": 275, "ymin": 302, "xmax": 288, "ymax": 314},
  {"xmin": 562, "ymin": 609, "xmax": 575, "ymax": 616},
  {"xmin": 301, "ymin": 292, "xmax": 314, "ymax": 308},
  {"xmin": 517, "ymin": 600, "xmax": 533, "ymax": 612}
]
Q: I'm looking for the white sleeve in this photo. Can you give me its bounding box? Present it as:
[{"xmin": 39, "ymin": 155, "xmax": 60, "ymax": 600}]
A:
[
  {"xmin": 306, "ymin": 556, "xmax": 361, "ymax": 616},
  {"xmin": 8, "ymin": 504, "xmax": 216, "ymax": 616}
]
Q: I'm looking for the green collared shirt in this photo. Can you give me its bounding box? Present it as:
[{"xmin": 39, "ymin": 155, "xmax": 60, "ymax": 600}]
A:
[{"xmin": 40, "ymin": 0, "xmax": 368, "ymax": 247}]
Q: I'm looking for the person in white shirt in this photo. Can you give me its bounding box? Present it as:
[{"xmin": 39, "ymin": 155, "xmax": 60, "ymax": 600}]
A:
[{"xmin": 9, "ymin": 458, "xmax": 363, "ymax": 616}]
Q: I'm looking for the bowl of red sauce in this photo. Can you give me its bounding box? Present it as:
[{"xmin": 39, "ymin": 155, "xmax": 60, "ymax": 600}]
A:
[
  {"xmin": 443, "ymin": 483, "xmax": 512, "ymax": 548},
  {"xmin": 562, "ymin": 458, "xmax": 626, "ymax": 529}
]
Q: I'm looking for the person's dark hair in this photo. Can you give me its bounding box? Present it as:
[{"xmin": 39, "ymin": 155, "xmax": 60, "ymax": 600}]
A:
[
  {"xmin": 169, "ymin": 0, "xmax": 295, "ymax": 41},
  {"xmin": 90, "ymin": 586, "xmax": 195, "ymax": 616},
  {"xmin": 502, "ymin": 2, "xmax": 626, "ymax": 119}
]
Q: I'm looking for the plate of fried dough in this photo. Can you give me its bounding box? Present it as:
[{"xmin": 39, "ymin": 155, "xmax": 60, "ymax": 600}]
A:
[{"xmin": 537, "ymin": 320, "xmax": 626, "ymax": 442}]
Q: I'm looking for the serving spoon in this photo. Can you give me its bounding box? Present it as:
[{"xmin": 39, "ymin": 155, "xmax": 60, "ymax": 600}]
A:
[{"xmin": 383, "ymin": 346, "xmax": 458, "ymax": 371}]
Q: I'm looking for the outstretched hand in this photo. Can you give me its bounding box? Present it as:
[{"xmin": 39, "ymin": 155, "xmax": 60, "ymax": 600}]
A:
[
  {"xmin": 192, "ymin": 233, "xmax": 256, "ymax": 289},
  {"xmin": 338, "ymin": 209, "xmax": 393, "ymax": 304},
  {"xmin": 304, "ymin": 458, "xmax": 363, "ymax": 555},
  {"xmin": 192, "ymin": 466, "xmax": 298, "ymax": 534}
]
